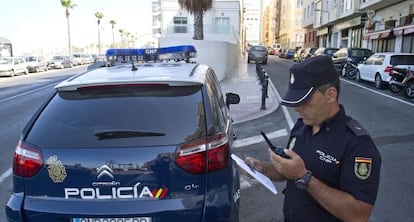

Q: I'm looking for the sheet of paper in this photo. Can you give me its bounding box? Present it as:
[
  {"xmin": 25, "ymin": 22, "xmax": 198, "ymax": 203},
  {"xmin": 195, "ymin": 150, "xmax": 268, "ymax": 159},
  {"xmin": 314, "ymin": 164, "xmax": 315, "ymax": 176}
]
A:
[{"xmin": 231, "ymin": 154, "xmax": 278, "ymax": 195}]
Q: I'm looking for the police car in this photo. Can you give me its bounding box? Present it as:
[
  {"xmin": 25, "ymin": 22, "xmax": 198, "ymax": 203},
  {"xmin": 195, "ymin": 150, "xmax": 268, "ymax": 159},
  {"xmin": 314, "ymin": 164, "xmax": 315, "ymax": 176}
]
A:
[{"xmin": 6, "ymin": 45, "xmax": 241, "ymax": 222}]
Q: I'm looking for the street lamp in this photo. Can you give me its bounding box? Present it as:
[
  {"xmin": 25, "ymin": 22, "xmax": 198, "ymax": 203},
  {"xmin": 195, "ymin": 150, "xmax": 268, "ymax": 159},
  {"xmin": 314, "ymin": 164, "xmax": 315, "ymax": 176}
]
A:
[{"xmin": 315, "ymin": 8, "xmax": 330, "ymax": 24}]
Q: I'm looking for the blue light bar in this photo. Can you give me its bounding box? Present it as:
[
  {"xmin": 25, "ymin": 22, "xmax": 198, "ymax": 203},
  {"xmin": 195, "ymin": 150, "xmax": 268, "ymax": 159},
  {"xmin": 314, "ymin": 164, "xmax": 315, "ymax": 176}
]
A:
[{"xmin": 105, "ymin": 45, "xmax": 197, "ymax": 63}]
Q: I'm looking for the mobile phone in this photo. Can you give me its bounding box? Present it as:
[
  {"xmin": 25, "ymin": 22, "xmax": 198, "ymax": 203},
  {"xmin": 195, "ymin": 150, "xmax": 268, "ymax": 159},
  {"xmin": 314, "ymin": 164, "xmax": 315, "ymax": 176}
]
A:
[{"xmin": 260, "ymin": 131, "xmax": 290, "ymax": 159}]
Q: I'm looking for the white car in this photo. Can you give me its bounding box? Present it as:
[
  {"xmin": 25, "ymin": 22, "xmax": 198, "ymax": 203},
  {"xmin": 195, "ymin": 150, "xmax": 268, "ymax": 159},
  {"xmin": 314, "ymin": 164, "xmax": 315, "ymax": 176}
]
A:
[
  {"xmin": 356, "ymin": 52, "xmax": 414, "ymax": 89},
  {"xmin": 0, "ymin": 56, "xmax": 28, "ymax": 77}
]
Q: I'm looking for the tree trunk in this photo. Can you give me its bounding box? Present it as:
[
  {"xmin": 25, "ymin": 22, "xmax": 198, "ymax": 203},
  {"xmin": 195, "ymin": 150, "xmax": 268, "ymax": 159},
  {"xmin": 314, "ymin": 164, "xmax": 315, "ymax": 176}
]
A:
[
  {"xmin": 193, "ymin": 11, "xmax": 204, "ymax": 40},
  {"xmin": 66, "ymin": 10, "xmax": 72, "ymax": 56}
]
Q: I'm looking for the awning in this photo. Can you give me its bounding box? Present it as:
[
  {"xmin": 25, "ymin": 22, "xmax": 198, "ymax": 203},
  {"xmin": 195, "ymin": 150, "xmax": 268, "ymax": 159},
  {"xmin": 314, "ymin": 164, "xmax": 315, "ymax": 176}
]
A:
[
  {"xmin": 363, "ymin": 29, "xmax": 392, "ymax": 40},
  {"xmin": 393, "ymin": 24, "xmax": 414, "ymax": 35}
]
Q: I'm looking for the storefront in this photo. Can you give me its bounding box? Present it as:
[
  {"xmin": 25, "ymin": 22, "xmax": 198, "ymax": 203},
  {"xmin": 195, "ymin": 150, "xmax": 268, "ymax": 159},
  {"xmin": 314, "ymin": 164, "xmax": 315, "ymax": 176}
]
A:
[
  {"xmin": 394, "ymin": 24, "xmax": 414, "ymax": 53},
  {"xmin": 332, "ymin": 16, "xmax": 364, "ymax": 48},
  {"xmin": 316, "ymin": 27, "xmax": 329, "ymax": 47},
  {"xmin": 363, "ymin": 29, "xmax": 395, "ymax": 52}
]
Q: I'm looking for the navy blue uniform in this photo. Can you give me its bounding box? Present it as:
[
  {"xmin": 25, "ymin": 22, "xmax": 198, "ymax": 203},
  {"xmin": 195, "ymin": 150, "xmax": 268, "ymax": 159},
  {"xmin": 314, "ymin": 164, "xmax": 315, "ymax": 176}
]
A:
[{"xmin": 283, "ymin": 106, "xmax": 381, "ymax": 222}]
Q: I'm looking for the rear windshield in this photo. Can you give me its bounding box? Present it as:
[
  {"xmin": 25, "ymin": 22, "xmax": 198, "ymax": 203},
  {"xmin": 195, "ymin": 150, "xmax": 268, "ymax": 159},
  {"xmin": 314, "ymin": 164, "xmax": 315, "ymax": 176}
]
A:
[
  {"xmin": 251, "ymin": 46, "xmax": 266, "ymax": 51},
  {"xmin": 326, "ymin": 48, "xmax": 338, "ymax": 55},
  {"xmin": 351, "ymin": 49, "xmax": 373, "ymax": 57},
  {"xmin": 390, "ymin": 55, "xmax": 414, "ymax": 66},
  {"xmin": 26, "ymin": 86, "xmax": 206, "ymax": 148}
]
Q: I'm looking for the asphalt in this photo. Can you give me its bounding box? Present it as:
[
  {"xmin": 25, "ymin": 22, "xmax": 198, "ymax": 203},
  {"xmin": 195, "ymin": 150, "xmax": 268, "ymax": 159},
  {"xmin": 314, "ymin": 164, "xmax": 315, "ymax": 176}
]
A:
[{"xmin": 220, "ymin": 58, "xmax": 280, "ymax": 124}]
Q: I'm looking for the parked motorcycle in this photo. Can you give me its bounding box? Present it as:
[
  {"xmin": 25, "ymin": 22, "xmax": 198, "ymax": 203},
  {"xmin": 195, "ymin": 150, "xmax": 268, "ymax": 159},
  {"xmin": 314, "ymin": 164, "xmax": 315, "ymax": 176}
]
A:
[
  {"xmin": 389, "ymin": 66, "xmax": 414, "ymax": 98},
  {"xmin": 342, "ymin": 57, "xmax": 361, "ymax": 80}
]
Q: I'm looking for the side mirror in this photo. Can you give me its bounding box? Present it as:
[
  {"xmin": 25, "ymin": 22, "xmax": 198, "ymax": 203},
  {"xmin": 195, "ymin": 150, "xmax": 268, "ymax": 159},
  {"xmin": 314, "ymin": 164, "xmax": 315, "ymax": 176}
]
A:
[{"xmin": 225, "ymin": 92, "xmax": 240, "ymax": 108}]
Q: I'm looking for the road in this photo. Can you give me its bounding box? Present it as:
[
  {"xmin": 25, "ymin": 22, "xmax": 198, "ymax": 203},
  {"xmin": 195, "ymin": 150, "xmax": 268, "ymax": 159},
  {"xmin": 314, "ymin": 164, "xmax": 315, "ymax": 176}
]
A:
[{"xmin": 1, "ymin": 58, "xmax": 414, "ymax": 222}]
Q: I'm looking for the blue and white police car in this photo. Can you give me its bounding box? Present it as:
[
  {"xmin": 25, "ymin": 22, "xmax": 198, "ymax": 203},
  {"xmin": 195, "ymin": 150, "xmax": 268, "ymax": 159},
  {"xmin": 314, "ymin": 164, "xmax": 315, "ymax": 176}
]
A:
[{"xmin": 6, "ymin": 45, "xmax": 241, "ymax": 222}]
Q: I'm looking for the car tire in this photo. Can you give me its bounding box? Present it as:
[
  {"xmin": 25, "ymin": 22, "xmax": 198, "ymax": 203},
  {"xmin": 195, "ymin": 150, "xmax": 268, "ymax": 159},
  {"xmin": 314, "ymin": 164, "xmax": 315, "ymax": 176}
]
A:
[
  {"xmin": 389, "ymin": 82, "xmax": 402, "ymax": 93},
  {"xmin": 403, "ymin": 80, "xmax": 414, "ymax": 98},
  {"xmin": 374, "ymin": 74, "xmax": 384, "ymax": 89}
]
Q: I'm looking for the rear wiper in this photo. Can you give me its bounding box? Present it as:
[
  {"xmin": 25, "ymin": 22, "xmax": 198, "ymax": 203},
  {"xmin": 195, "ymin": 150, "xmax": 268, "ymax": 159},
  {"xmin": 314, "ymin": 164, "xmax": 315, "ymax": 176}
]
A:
[{"xmin": 94, "ymin": 130, "xmax": 165, "ymax": 140}]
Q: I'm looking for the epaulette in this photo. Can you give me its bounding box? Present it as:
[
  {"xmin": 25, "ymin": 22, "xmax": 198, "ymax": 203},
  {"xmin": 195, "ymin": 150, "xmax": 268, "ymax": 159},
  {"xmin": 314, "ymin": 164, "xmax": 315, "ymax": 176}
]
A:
[{"xmin": 346, "ymin": 119, "xmax": 369, "ymax": 137}]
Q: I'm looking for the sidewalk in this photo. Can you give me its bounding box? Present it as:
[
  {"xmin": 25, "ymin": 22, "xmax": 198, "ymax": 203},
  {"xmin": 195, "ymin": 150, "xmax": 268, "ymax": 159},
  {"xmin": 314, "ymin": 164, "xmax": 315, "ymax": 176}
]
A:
[{"xmin": 220, "ymin": 58, "xmax": 280, "ymax": 124}]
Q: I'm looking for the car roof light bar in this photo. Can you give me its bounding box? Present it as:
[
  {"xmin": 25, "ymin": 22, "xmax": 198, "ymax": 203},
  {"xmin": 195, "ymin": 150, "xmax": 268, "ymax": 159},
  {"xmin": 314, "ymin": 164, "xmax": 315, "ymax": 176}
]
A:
[{"xmin": 105, "ymin": 45, "xmax": 197, "ymax": 64}]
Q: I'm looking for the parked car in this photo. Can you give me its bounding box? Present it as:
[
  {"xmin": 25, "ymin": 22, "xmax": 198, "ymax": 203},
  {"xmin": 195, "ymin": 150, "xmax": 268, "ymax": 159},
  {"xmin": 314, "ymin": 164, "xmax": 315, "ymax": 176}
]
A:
[
  {"xmin": 300, "ymin": 47, "xmax": 318, "ymax": 61},
  {"xmin": 248, "ymin": 45, "xmax": 268, "ymax": 64},
  {"xmin": 6, "ymin": 45, "xmax": 241, "ymax": 222},
  {"xmin": 332, "ymin": 47, "xmax": 374, "ymax": 75},
  {"xmin": 0, "ymin": 56, "xmax": 28, "ymax": 77},
  {"xmin": 356, "ymin": 52, "xmax": 414, "ymax": 89},
  {"xmin": 313, "ymin": 47, "xmax": 339, "ymax": 57},
  {"xmin": 25, "ymin": 55, "xmax": 49, "ymax": 73},
  {"xmin": 284, "ymin": 48, "xmax": 296, "ymax": 60},
  {"xmin": 48, "ymin": 55, "xmax": 73, "ymax": 69},
  {"xmin": 72, "ymin": 53, "xmax": 94, "ymax": 65}
]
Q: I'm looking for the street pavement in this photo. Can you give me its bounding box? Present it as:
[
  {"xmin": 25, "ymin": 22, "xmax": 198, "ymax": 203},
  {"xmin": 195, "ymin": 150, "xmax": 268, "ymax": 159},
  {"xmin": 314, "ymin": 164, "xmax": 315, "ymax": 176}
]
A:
[{"xmin": 220, "ymin": 58, "xmax": 280, "ymax": 124}]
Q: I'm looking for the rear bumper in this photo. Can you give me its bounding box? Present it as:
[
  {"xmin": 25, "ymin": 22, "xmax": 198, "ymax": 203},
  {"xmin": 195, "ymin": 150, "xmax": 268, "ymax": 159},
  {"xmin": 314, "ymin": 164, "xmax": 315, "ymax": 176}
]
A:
[
  {"xmin": 6, "ymin": 190, "xmax": 238, "ymax": 222},
  {"xmin": 248, "ymin": 55, "xmax": 267, "ymax": 63}
]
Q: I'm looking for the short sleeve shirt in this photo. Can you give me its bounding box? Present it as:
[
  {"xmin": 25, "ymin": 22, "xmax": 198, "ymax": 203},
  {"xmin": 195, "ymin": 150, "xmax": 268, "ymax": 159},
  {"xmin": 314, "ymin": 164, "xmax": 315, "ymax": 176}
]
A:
[{"xmin": 283, "ymin": 106, "xmax": 381, "ymax": 222}]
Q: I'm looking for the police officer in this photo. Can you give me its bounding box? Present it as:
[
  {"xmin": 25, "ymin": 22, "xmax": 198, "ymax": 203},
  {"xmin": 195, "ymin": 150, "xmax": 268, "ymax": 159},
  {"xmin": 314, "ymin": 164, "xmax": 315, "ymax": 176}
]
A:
[{"xmin": 246, "ymin": 56, "xmax": 381, "ymax": 221}]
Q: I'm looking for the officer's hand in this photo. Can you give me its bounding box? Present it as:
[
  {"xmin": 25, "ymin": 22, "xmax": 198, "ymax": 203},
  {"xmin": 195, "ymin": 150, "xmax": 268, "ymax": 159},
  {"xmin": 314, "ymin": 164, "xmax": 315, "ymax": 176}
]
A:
[
  {"xmin": 269, "ymin": 148, "xmax": 307, "ymax": 180},
  {"xmin": 245, "ymin": 156, "xmax": 264, "ymax": 172}
]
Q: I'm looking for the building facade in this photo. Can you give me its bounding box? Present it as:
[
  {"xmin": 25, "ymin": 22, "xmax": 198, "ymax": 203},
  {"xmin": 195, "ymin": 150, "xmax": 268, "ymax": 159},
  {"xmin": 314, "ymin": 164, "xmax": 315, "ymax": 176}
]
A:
[{"xmin": 299, "ymin": 0, "xmax": 414, "ymax": 53}]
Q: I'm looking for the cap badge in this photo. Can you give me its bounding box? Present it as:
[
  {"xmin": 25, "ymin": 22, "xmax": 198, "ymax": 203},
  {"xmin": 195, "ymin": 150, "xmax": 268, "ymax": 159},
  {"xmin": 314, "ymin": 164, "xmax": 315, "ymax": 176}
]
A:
[
  {"xmin": 290, "ymin": 73, "xmax": 295, "ymax": 84},
  {"xmin": 354, "ymin": 157, "xmax": 372, "ymax": 180},
  {"xmin": 46, "ymin": 155, "xmax": 67, "ymax": 183}
]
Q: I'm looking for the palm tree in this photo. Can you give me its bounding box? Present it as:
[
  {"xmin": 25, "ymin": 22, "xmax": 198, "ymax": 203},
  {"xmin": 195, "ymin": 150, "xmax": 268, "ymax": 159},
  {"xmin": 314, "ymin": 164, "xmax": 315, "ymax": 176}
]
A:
[
  {"xmin": 60, "ymin": 0, "xmax": 77, "ymax": 55},
  {"xmin": 118, "ymin": 29, "xmax": 124, "ymax": 47},
  {"xmin": 95, "ymin": 11, "xmax": 104, "ymax": 55},
  {"xmin": 109, "ymin": 19, "xmax": 117, "ymax": 47},
  {"xmin": 178, "ymin": 0, "xmax": 213, "ymax": 40}
]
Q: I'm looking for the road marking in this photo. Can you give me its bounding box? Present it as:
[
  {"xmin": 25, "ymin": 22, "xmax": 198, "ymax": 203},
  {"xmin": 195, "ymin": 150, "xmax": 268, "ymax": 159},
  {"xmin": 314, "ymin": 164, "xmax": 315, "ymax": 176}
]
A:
[
  {"xmin": 269, "ymin": 80, "xmax": 295, "ymax": 129},
  {"xmin": 233, "ymin": 128, "xmax": 288, "ymax": 148},
  {"xmin": 0, "ymin": 167, "xmax": 12, "ymax": 184},
  {"xmin": 341, "ymin": 78, "xmax": 414, "ymax": 107},
  {"xmin": 0, "ymin": 82, "xmax": 57, "ymax": 103}
]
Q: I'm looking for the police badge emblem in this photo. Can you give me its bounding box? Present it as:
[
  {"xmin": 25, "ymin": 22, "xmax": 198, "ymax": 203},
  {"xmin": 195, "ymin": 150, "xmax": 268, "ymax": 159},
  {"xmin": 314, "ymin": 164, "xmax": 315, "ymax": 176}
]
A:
[
  {"xmin": 46, "ymin": 155, "xmax": 67, "ymax": 183},
  {"xmin": 354, "ymin": 157, "xmax": 372, "ymax": 180},
  {"xmin": 290, "ymin": 73, "xmax": 295, "ymax": 84}
]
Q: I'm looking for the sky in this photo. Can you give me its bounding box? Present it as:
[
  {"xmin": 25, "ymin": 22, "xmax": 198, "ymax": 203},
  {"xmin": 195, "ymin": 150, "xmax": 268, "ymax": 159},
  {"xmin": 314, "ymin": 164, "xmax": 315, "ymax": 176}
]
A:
[{"xmin": 0, "ymin": 0, "xmax": 153, "ymax": 55}]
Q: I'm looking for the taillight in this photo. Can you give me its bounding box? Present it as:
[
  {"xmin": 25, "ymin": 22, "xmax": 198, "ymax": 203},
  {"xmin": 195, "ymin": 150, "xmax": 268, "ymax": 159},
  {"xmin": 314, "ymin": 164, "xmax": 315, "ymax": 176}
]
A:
[
  {"xmin": 13, "ymin": 141, "xmax": 43, "ymax": 178},
  {"xmin": 176, "ymin": 133, "xmax": 229, "ymax": 174},
  {"xmin": 384, "ymin": 65, "xmax": 393, "ymax": 74}
]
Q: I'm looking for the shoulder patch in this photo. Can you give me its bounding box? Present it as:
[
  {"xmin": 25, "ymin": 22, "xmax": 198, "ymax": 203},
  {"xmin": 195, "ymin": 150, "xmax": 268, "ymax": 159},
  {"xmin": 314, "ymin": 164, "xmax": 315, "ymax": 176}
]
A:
[{"xmin": 346, "ymin": 119, "xmax": 368, "ymax": 137}]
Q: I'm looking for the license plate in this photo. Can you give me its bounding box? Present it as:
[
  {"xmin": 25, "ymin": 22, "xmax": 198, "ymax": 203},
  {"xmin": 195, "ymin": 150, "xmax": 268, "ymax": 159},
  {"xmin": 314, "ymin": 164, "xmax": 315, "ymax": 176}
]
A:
[{"xmin": 72, "ymin": 217, "xmax": 151, "ymax": 222}]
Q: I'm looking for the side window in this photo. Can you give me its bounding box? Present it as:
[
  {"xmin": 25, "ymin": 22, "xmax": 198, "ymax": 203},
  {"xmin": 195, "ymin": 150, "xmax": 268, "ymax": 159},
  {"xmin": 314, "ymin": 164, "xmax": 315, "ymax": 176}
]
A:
[
  {"xmin": 374, "ymin": 55, "xmax": 385, "ymax": 65},
  {"xmin": 364, "ymin": 55, "xmax": 375, "ymax": 65},
  {"xmin": 205, "ymin": 70, "xmax": 228, "ymax": 131}
]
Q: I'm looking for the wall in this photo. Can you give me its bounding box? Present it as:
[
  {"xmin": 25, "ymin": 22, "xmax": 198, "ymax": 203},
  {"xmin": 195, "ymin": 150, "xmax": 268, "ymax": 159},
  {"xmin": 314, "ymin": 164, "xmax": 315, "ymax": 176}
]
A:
[{"xmin": 159, "ymin": 38, "xmax": 239, "ymax": 80}]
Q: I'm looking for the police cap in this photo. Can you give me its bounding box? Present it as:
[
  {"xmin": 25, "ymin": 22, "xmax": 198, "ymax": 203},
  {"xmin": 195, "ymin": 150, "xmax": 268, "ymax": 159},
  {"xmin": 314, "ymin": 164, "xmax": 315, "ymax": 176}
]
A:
[{"xmin": 281, "ymin": 55, "xmax": 339, "ymax": 107}]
